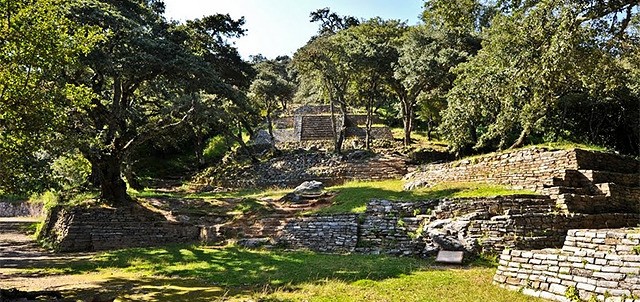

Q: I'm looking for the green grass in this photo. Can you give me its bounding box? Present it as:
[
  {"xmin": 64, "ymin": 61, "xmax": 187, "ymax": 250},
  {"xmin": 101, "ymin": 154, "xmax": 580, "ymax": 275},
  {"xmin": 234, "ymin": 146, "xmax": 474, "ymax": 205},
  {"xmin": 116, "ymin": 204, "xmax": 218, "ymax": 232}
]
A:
[
  {"xmin": 17, "ymin": 245, "xmax": 543, "ymax": 302},
  {"xmin": 534, "ymin": 141, "xmax": 608, "ymax": 152},
  {"xmin": 390, "ymin": 128, "xmax": 449, "ymax": 152},
  {"xmin": 315, "ymin": 180, "xmax": 534, "ymax": 214},
  {"xmin": 131, "ymin": 180, "xmax": 533, "ymax": 216}
]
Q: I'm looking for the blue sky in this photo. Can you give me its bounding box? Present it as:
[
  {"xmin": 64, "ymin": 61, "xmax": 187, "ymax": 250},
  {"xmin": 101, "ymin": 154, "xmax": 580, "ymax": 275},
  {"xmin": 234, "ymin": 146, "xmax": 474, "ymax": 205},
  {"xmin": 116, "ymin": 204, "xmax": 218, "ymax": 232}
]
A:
[{"xmin": 163, "ymin": 0, "xmax": 424, "ymax": 59}]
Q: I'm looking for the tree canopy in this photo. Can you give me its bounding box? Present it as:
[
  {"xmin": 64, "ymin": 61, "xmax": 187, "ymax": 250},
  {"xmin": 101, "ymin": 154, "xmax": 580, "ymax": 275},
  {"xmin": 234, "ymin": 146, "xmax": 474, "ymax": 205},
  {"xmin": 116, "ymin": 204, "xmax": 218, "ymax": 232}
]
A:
[
  {"xmin": 440, "ymin": 0, "xmax": 639, "ymax": 154},
  {"xmin": 0, "ymin": 0, "xmax": 101, "ymax": 194}
]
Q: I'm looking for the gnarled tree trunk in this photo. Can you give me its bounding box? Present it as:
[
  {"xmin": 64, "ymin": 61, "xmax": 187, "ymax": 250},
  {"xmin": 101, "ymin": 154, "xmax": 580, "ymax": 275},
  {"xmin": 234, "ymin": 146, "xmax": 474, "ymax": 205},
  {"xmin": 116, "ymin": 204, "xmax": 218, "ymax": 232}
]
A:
[{"xmin": 88, "ymin": 153, "xmax": 132, "ymax": 206}]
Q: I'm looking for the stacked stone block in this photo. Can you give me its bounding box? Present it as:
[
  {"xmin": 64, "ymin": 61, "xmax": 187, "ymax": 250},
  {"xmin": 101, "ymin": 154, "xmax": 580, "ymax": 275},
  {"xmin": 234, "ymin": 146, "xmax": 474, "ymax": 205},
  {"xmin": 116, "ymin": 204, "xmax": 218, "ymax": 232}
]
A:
[
  {"xmin": 404, "ymin": 148, "xmax": 580, "ymax": 192},
  {"xmin": 0, "ymin": 202, "xmax": 44, "ymax": 217},
  {"xmin": 39, "ymin": 205, "xmax": 200, "ymax": 252},
  {"xmin": 494, "ymin": 228, "xmax": 640, "ymax": 302},
  {"xmin": 278, "ymin": 214, "xmax": 359, "ymax": 252},
  {"xmin": 212, "ymin": 152, "xmax": 407, "ymax": 189}
]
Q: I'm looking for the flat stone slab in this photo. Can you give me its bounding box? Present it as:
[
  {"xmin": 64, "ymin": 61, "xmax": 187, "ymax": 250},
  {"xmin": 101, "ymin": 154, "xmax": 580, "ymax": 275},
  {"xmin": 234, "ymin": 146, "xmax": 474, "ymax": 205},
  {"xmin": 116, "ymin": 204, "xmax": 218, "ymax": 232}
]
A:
[{"xmin": 435, "ymin": 250, "xmax": 464, "ymax": 264}]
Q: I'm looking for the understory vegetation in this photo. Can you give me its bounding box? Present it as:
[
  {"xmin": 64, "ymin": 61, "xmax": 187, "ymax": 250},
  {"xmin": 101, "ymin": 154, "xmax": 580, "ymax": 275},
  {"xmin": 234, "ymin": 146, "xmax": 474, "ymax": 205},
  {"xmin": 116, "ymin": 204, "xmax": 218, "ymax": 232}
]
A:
[{"xmin": 12, "ymin": 244, "xmax": 543, "ymax": 302}]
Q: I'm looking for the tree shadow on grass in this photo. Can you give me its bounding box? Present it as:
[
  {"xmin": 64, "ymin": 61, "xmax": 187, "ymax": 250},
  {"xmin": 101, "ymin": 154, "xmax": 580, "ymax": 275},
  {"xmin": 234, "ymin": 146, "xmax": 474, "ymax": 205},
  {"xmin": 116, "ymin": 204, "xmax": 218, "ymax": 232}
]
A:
[{"xmin": 10, "ymin": 245, "xmax": 438, "ymax": 300}]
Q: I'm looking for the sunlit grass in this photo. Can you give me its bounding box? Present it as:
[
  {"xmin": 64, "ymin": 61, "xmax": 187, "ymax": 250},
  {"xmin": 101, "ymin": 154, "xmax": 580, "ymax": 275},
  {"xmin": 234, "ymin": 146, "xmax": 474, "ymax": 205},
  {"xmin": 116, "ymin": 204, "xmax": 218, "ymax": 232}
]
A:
[
  {"xmin": 10, "ymin": 245, "xmax": 543, "ymax": 302},
  {"xmin": 312, "ymin": 179, "xmax": 534, "ymax": 214}
]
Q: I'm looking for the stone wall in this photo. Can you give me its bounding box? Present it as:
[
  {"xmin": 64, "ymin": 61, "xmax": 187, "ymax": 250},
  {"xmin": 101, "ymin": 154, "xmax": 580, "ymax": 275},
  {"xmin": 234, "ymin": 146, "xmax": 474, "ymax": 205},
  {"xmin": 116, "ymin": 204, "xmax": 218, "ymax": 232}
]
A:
[
  {"xmin": 232, "ymin": 197, "xmax": 639, "ymax": 256},
  {"xmin": 0, "ymin": 202, "xmax": 44, "ymax": 217},
  {"xmin": 404, "ymin": 148, "xmax": 578, "ymax": 192},
  {"xmin": 404, "ymin": 148, "xmax": 639, "ymax": 193},
  {"xmin": 494, "ymin": 228, "xmax": 640, "ymax": 301},
  {"xmin": 204, "ymin": 151, "xmax": 407, "ymax": 189},
  {"xmin": 278, "ymin": 214, "xmax": 359, "ymax": 252},
  {"xmin": 39, "ymin": 205, "xmax": 200, "ymax": 252}
]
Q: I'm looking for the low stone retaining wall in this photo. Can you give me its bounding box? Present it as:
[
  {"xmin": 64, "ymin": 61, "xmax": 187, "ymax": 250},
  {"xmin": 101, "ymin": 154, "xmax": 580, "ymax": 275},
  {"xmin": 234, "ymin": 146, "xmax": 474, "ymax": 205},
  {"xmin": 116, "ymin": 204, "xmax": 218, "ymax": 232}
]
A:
[
  {"xmin": 201, "ymin": 151, "xmax": 406, "ymax": 189},
  {"xmin": 404, "ymin": 148, "xmax": 638, "ymax": 192},
  {"xmin": 39, "ymin": 205, "xmax": 200, "ymax": 252},
  {"xmin": 279, "ymin": 214, "xmax": 359, "ymax": 252},
  {"xmin": 494, "ymin": 228, "xmax": 640, "ymax": 302},
  {"xmin": 0, "ymin": 202, "xmax": 44, "ymax": 217},
  {"xmin": 239, "ymin": 197, "xmax": 640, "ymax": 256}
]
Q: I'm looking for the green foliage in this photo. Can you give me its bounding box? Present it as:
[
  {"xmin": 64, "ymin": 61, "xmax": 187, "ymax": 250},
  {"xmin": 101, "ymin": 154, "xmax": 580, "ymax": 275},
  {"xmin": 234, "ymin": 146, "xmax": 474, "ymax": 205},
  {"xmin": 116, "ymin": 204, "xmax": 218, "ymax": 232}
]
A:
[
  {"xmin": 393, "ymin": 24, "xmax": 480, "ymax": 146},
  {"xmin": 440, "ymin": 0, "xmax": 639, "ymax": 155},
  {"xmin": 50, "ymin": 152, "xmax": 91, "ymax": 190},
  {"xmin": 565, "ymin": 285, "xmax": 581, "ymax": 302},
  {"xmin": 203, "ymin": 135, "xmax": 229, "ymax": 163},
  {"xmin": 0, "ymin": 0, "xmax": 101, "ymax": 195},
  {"xmin": 58, "ymin": 0, "xmax": 256, "ymax": 204},
  {"xmin": 249, "ymin": 56, "xmax": 296, "ymax": 142},
  {"xmin": 29, "ymin": 191, "xmax": 60, "ymax": 209}
]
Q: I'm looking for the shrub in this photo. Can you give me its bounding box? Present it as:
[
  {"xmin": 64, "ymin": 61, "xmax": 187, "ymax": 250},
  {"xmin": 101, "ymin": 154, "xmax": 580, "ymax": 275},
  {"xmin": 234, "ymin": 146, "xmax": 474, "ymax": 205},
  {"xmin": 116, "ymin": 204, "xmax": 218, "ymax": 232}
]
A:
[{"xmin": 50, "ymin": 152, "xmax": 91, "ymax": 190}]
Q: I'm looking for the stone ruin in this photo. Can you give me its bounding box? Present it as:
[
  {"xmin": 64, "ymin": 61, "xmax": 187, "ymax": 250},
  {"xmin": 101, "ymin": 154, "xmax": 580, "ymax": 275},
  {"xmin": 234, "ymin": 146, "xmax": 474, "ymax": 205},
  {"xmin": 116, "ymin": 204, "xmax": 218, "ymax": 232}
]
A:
[
  {"xmin": 37, "ymin": 146, "xmax": 640, "ymax": 301},
  {"xmin": 269, "ymin": 105, "xmax": 394, "ymax": 148}
]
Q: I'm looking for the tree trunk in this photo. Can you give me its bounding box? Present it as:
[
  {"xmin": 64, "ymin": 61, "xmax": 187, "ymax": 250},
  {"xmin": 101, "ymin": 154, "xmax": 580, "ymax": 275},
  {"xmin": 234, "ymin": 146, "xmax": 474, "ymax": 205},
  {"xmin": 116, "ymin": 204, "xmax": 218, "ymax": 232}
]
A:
[
  {"xmin": 365, "ymin": 97, "xmax": 373, "ymax": 150},
  {"xmin": 223, "ymin": 127, "xmax": 258, "ymax": 163},
  {"xmin": 92, "ymin": 154, "xmax": 132, "ymax": 206},
  {"xmin": 87, "ymin": 162, "xmax": 102, "ymax": 188},
  {"xmin": 329, "ymin": 101, "xmax": 339, "ymax": 153},
  {"xmin": 123, "ymin": 160, "xmax": 143, "ymax": 191},
  {"xmin": 239, "ymin": 118, "xmax": 255, "ymax": 138},
  {"xmin": 509, "ymin": 127, "xmax": 529, "ymax": 149},
  {"xmin": 402, "ymin": 100, "xmax": 414, "ymax": 146},
  {"xmin": 335, "ymin": 101, "xmax": 347, "ymax": 154},
  {"xmin": 194, "ymin": 131, "xmax": 205, "ymax": 167},
  {"xmin": 266, "ymin": 107, "xmax": 276, "ymax": 150}
]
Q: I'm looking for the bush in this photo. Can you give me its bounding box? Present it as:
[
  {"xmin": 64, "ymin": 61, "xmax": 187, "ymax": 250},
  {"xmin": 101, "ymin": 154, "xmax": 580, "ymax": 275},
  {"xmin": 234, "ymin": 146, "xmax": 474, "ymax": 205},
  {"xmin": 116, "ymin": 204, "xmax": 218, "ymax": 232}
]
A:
[
  {"xmin": 203, "ymin": 135, "xmax": 229, "ymax": 163},
  {"xmin": 50, "ymin": 152, "xmax": 91, "ymax": 190}
]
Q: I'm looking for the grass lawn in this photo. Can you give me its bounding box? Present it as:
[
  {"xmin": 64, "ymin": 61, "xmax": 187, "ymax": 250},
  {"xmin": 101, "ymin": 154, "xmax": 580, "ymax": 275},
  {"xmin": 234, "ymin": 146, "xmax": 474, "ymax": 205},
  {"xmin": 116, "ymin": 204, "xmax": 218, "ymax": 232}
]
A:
[
  {"xmin": 128, "ymin": 179, "xmax": 534, "ymax": 216},
  {"xmin": 316, "ymin": 179, "xmax": 535, "ymax": 214},
  {"xmin": 7, "ymin": 245, "xmax": 544, "ymax": 302}
]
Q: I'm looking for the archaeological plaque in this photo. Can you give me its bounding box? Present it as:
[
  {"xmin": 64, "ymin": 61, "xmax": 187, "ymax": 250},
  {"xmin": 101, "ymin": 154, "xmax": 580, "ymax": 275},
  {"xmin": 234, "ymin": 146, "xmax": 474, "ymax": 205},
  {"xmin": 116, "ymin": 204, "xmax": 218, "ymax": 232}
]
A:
[{"xmin": 435, "ymin": 250, "xmax": 464, "ymax": 264}]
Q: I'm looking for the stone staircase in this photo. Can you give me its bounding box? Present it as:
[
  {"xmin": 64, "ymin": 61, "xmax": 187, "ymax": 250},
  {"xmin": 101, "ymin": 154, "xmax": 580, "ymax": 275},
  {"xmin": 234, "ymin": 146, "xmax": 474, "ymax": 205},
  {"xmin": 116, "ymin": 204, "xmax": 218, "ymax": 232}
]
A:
[
  {"xmin": 300, "ymin": 115, "xmax": 335, "ymax": 141},
  {"xmin": 542, "ymin": 166, "xmax": 640, "ymax": 214}
]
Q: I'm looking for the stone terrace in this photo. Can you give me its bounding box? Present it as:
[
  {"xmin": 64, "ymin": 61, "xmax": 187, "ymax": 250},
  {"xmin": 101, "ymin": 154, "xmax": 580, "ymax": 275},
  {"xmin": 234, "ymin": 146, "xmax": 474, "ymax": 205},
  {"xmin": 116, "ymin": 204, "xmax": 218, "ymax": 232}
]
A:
[{"xmin": 495, "ymin": 228, "xmax": 640, "ymax": 302}]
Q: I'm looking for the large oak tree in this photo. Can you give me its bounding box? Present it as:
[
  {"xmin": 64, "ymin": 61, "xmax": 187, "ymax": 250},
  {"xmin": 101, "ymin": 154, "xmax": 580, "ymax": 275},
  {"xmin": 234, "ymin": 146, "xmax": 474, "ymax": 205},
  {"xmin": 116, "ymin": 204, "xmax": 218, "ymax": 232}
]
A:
[{"xmin": 64, "ymin": 0, "xmax": 253, "ymax": 205}]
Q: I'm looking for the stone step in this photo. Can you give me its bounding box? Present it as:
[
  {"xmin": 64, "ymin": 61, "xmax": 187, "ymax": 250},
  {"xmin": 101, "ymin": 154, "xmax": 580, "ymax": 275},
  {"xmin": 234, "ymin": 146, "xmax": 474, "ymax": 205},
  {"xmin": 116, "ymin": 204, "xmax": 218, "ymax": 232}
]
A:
[
  {"xmin": 594, "ymin": 183, "xmax": 640, "ymax": 203},
  {"xmin": 581, "ymin": 170, "xmax": 640, "ymax": 187},
  {"xmin": 541, "ymin": 186, "xmax": 594, "ymax": 196},
  {"xmin": 0, "ymin": 219, "xmax": 39, "ymax": 234},
  {"xmin": 556, "ymin": 193, "xmax": 639, "ymax": 214}
]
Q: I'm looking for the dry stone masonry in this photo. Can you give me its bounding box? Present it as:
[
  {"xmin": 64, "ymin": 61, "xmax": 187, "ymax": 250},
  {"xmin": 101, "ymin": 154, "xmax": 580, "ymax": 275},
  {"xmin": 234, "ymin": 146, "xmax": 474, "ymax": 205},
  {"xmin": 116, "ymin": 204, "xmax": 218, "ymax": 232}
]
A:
[
  {"xmin": 494, "ymin": 228, "xmax": 640, "ymax": 302},
  {"xmin": 199, "ymin": 151, "xmax": 407, "ymax": 189},
  {"xmin": 404, "ymin": 148, "xmax": 639, "ymax": 193},
  {"xmin": 39, "ymin": 205, "xmax": 200, "ymax": 252},
  {"xmin": 0, "ymin": 202, "xmax": 44, "ymax": 217}
]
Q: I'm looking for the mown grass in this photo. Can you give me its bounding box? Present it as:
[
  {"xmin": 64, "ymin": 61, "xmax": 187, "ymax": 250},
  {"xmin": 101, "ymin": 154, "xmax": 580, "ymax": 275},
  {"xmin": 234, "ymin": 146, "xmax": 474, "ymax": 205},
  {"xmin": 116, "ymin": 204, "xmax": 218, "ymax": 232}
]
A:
[
  {"xmin": 315, "ymin": 179, "xmax": 534, "ymax": 214},
  {"xmin": 130, "ymin": 179, "xmax": 533, "ymax": 216},
  {"xmin": 16, "ymin": 244, "xmax": 543, "ymax": 302}
]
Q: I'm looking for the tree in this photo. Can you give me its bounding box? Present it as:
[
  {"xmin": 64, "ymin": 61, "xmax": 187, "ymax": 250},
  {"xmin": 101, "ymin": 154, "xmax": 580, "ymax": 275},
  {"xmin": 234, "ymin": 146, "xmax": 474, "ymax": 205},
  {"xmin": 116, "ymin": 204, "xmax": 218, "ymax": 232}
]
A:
[
  {"xmin": 294, "ymin": 35, "xmax": 352, "ymax": 153},
  {"xmin": 63, "ymin": 0, "xmax": 253, "ymax": 205},
  {"xmin": 338, "ymin": 18, "xmax": 407, "ymax": 149},
  {"xmin": 309, "ymin": 7, "xmax": 360, "ymax": 37},
  {"xmin": 249, "ymin": 58, "xmax": 295, "ymax": 148},
  {"xmin": 440, "ymin": 0, "xmax": 639, "ymax": 154},
  {"xmin": 0, "ymin": 0, "xmax": 101, "ymax": 195},
  {"xmin": 293, "ymin": 9, "xmax": 360, "ymax": 154},
  {"xmin": 392, "ymin": 25, "xmax": 479, "ymax": 146}
]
